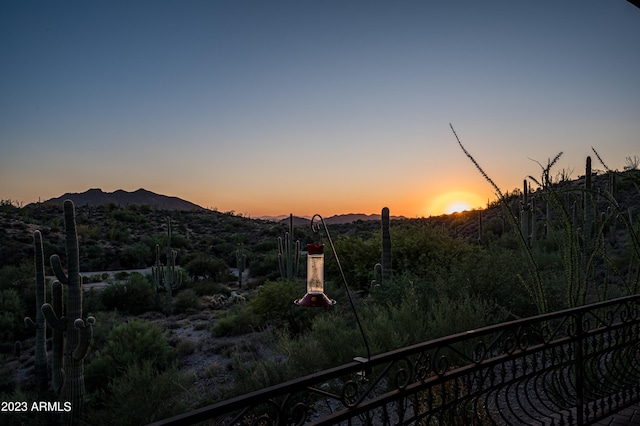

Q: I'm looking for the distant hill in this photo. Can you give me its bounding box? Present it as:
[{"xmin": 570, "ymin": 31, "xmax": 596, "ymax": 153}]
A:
[
  {"xmin": 38, "ymin": 188, "xmax": 205, "ymax": 211},
  {"xmin": 268, "ymin": 212, "xmax": 407, "ymax": 225}
]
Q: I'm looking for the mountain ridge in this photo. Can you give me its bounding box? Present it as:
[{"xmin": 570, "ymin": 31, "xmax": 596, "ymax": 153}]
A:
[
  {"xmin": 269, "ymin": 213, "xmax": 407, "ymax": 225},
  {"xmin": 34, "ymin": 188, "xmax": 406, "ymax": 223},
  {"xmin": 37, "ymin": 188, "xmax": 205, "ymax": 211}
]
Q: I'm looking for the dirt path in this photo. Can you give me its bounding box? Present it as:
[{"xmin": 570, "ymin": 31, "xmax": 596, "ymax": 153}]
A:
[{"xmin": 54, "ymin": 267, "xmax": 249, "ymax": 290}]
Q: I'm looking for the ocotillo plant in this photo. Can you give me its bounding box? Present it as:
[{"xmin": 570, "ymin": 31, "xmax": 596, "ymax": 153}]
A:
[
  {"xmin": 373, "ymin": 207, "xmax": 392, "ymax": 286},
  {"xmin": 152, "ymin": 217, "xmax": 182, "ymax": 315},
  {"xmin": 278, "ymin": 214, "xmax": 300, "ymax": 281},
  {"xmin": 24, "ymin": 230, "xmax": 48, "ymax": 392},
  {"xmin": 236, "ymin": 243, "xmax": 247, "ymax": 288},
  {"xmin": 451, "ymin": 124, "xmax": 547, "ymax": 314},
  {"xmin": 41, "ymin": 200, "xmax": 95, "ymax": 426}
]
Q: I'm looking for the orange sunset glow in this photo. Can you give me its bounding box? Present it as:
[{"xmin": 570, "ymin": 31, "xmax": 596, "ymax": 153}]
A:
[{"xmin": 428, "ymin": 191, "xmax": 487, "ymax": 216}]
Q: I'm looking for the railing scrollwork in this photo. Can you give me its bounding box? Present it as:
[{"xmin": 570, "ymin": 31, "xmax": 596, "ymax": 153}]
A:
[{"xmin": 149, "ymin": 294, "xmax": 640, "ymax": 426}]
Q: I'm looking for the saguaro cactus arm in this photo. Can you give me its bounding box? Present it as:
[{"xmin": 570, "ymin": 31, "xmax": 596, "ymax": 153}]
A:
[
  {"xmin": 41, "ymin": 299, "xmax": 66, "ymax": 330},
  {"xmin": 372, "ymin": 263, "xmax": 383, "ymax": 288},
  {"xmin": 50, "ymin": 254, "xmax": 69, "ymax": 285},
  {"xmin": 72, "ymin": 317, "xmax": 95, "ymax": 361},
  {"xmin": 25, "ymin": 230, "xmax": 47, "ymax": 328}
]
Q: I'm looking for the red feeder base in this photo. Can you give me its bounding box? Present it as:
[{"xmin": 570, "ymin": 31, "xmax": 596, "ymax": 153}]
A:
[{"xmin": 294, "ymin": 292, "xmax": 336, "ymax": 307}]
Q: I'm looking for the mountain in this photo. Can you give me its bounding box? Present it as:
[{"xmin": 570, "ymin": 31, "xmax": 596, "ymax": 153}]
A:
[
  {"xmin": 39, "ymin": 188, "xmax": 205, "ymax": 211},
  {"xmin": 267, "ymin": 212, "xmax": 407, "ymax": 225}
]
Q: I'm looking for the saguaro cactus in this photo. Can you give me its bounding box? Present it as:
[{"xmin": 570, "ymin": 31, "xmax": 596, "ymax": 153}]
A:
[
  {"xmin": 152, "ymin": 244, "xmax": 164, "ymax": 309},
  {"xmin": 24, "ymin": 230, "xmax": 48, "ymax": 392},
  {"xmin": 41, "ymin": 200, "xmax": 95, "ymax": 426},
  {"xmin": 520, "ymin": 180, "xmax": 532, "ymax": 247},
  {"xmin": 153, "ymin": 217, "xmax": 182, "ymax": 315},
  {"xmin": 236, "ymin": 243, "xmax": 247, "ymax": 288},
  {"xmin": 373, "ymin": 207, "xmax": 392, "ymax": 286},
  {"xmin": 278, "ymin": 214, "xmax": 300, "ymax": 281},
  {"xmin": 584, "ymin": 156, "xmax": 594, "ymax": 240}
]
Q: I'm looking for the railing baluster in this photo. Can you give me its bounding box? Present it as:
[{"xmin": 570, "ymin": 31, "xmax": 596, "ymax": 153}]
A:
[{"xmin": 575, "ymin": 311, "xmax": 584, "ymax": 425}]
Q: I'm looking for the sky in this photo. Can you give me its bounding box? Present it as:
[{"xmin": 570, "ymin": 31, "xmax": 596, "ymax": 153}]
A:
[{"xmin": 1, "ymin": 1, "xmax": 639, "ymax": 218}]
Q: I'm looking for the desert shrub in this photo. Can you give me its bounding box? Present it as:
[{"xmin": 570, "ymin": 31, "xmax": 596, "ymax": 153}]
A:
[
  {"xmin": 100, "ymin": 273, "xmax": 156, "ymax": 315},
  {"xmin": 184, "ymin": 254, "xmax": 229, "ymax": 282},
  {"xmin": 189, "ymin": 279, "xmax": 231, "ymax": 297},
  {"xmin": 221, "ymin": 353, "xmax": 291, "ymax": 400},
  {"xmin": 172, "ymin": 289, "xmax": 200, "ymax": 314},
  {"xmin": 390, "ymin": 223, "xmax": 476, "ymax": 278},
  {"xmin": 279, "ymin": 277, "xmax": 506, "ymax": 375},
  {"xmin": 444, "ymin": 246, "xmax": 532, "ymax": 317},
  {"xmin": 85, "ymin": 319, "xmax": 175, "ymax": 396},
  {"xmin": 249, "ymin": 280, "xmax": 318, "ymax": 335},
  {"xmin": 119, "ymin": 242, "xmax": 153, "ymax": 268},
  {"xmin": 84, "ymin": 245, "xmax": 109, "ymax": 270},
  {"xmin": 88, "ymin": 310, "xmax": 122, "ymax": 350},
  {"xmin": 87, "ymin": 361, "xmax": 188, "ymax": 426},
  {"xmin": 108, "ymin": 222, "xmax": 130, "ymax": 243},
  {"xmin": 111, "ymin": 208, "xmax": 144, "ymax": 224},
  {"xmin": 175, "ymin": 338, "xmax": 196, "ymax": 356},
  {"xmin": 424, "ymin": 291, "xmax": 503, "ymax": 340},
  {"xmin": 113, "ymin": 271, "xmax": 130, "ymax": 280},
  {"xmin": 83, "ymin": 287, "xmax": 106, "ymax": 315},
  {"xmin": 326, "ymin": 235, "xmax": 380, "ymax": 291},
  {"xmin": 249, "ymin": 251, "xmax": 281, "ymax": 280},
  {"xmin": 0, "ymin": 260, "xmax": 33, "ymax": 291},
  {"xmin": 0, "ymin": 289, "xmax": 25, "ymax": 342},
  {"xmin": 0, "ymin": 354, "xmax": 15, "ymax": 394},
  {"xmin": 210, "ymin": 305, "xmax": 257, "ymax": 337},
  {"xmin": 278, "ymin": 311, "xmax": 362, "ymax": 373}
]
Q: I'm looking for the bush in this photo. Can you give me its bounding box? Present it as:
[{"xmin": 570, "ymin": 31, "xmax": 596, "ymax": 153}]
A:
[
  {"xmin": 100, "ymin": 273, "xmax": 156, "ymax": 315},
  {"xmin": 184, "ymin": 255, "xmax": 229, "ymax": 282},
  {"xmin": 85, "ymin": 319, "xmax": 175, "ymax": 395},
  {"xmin": 83, "ymin": 287, "xmax": 106, "ymax": 316},
  {"xmin": 87, "ymin": 361, "xmax": 188, "ymax": 425},
  {"xmin": 221, "ymin": 353, "xmax": 290, "ymax": 400},
  {"xmin": 0, "ymin": 289, "xmax": 24, "ymax": 342},
  {"xmin": 119, "ymin": 243, "xmax": 153, "ymax": 269},
  {"xmin": 249, "ymin": 280, "xmax": 317, "ymax": 336},
  {"xmin": 326, "ymin": 235, "xmax": 379, "ymax": 291},
  {"xmin": 189, "ymin": 279, "xmax": 231, "ymax": 297},
  {"xmin": 210, "ymin": 305, "xmax": 257, "ymax": 337},
  {"xmin": 278, "ymin": 276, "xmax": 507, "ymax": 374},
  {"xmin": 175, "ymin": 338, "xmax": 196, "ymax": 356},
  {"xmin": 172, "ymin": 289, "xmax": 200, "ymax": 314}
]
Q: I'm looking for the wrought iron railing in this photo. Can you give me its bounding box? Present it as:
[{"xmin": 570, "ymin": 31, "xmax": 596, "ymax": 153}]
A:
[{"xmin": 149, "ymin": 294, "xmax": 640, "ymax": 425}]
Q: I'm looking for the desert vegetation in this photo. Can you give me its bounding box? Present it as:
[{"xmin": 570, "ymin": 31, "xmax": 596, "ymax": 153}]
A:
[{"xmin": 0, "ymin": 153, "xmax": 639, "ymax": 425}]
